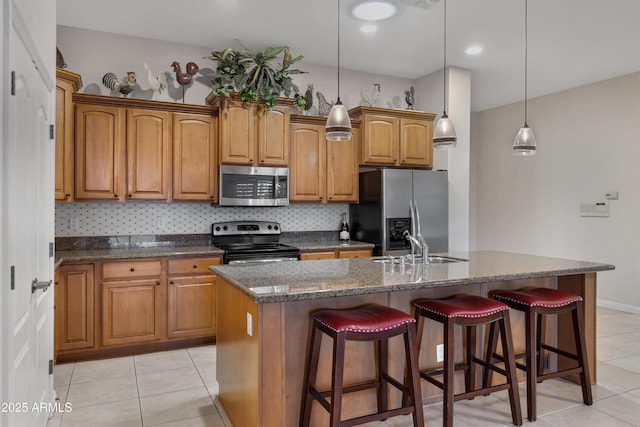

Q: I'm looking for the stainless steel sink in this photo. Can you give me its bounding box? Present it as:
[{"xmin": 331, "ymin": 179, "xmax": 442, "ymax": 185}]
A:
[{"xmin": 371, "ymin": 255, "xmax": 467, "ymax": 265}]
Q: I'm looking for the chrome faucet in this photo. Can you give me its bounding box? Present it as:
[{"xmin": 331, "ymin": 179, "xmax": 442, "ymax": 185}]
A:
[{"xmin": 403, "ymin": 229, "xmax": 429, "ymax": 264}]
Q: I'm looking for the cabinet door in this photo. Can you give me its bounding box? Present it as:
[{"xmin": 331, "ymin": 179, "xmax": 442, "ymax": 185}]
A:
[
  {"xmin": 257, "ymin": 106, "xmax": 290, "ymax": 166},
  {"xmin": 399, "ymin": 118, "xmax": 433, "ymax": 167},
  {"xmin": 326, "ymin": 127, "xmax": 358, "ymax": 203},
  {"xmin": 102, "ymin": 278, "xmax": 164, "ymax": 346},
  {"xmin": 75, "ymin": 104, "xmax": 126, "ymax": 201},
  {"xmin": 55, "ymin": 264, "xmax": 95, "ymax": 353},
  {"xmin": 173, "ymin": 113, "xmax": 218, "ymax": 201},
  {"xmin": 290, "ymin": 123, "xmax": 326, "ymax": 202},
  {"xmin": 126, "ymin": 109, "xmax": 171, "ymax": 200},
  {"xmin": 55, "ymin": 78, "xmax": 75, "ymax": 201},
  {"xmin": 219, "ymin": 100, "xmax": 256, "ymax": 165},
  {"xmin": 361, "ymin": 114, "xmax": 399, "ymax": 165},
  {"xmin": 168, "ymin": 275, "xmax": 216, "ymax": 339}
]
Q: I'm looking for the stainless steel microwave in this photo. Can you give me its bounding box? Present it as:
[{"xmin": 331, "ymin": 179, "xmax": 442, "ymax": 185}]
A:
[{"xmin": 219, "ymin": 165, "xmax": 289, "ymax": 206}]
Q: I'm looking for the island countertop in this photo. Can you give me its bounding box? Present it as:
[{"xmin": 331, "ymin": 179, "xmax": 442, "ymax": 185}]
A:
[{"xmin": 210, "ymin": 250, "xmax": 615, "ymax": 303}]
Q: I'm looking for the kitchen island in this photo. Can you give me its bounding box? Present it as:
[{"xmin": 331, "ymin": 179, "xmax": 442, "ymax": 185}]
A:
[{"xmin": 210, "ymin": 251, "xmax": 614, "ymax": 427}]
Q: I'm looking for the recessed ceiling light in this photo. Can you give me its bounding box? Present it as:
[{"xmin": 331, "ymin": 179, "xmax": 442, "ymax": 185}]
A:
[
  {"xmin": 465, "ymin": 45, "xmax": 483, "ymax": 55},
  {"xmin": 352, "ymin": 1, "xmax": 398, "ymax": 21},
  {"xmin": 360, "ymin": 24, "xmax": 378, "ymax": 33}
]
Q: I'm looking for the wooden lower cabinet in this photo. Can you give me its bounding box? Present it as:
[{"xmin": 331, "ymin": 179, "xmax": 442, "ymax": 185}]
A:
[
  {"xmin": 55, "ymin": 264, "xmax": 95, "ymax": 355},
  {"xmin": 55, "ymin": 255, "xmax": 222, "ymax": 362},
  {"xmin": 167, "ymin": 256, "xmax": 221, "ymax": 339},
  {"xmin": 299, "ymin": 248, "xmax": 372, "ymax": 260},
  {"xmin": 101, "ymin": 277, "xmax": 164, "ymax": 347}
]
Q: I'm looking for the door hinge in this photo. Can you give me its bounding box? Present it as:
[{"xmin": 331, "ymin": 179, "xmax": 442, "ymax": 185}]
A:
[
  {"xmin": 49, "ymin": 242, "xmax": 54, "ymax": 257},
  {"xmin": 10, "ymin": 265, "xmax": 15, "ymax": 290},
  {"xmin": 49, "ymin": 359, "xmax": 54, "ymax": 375},
  {"xmin": 50, "ymin": 124, "xmax": 55, "ymax": 140},
  {"xmin": 11, "ymin": 71, "xmax": 16, "ymax": 95}
]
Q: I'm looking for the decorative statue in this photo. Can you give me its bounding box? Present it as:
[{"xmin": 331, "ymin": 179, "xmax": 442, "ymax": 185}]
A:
[
  {"xmin": 171, "ymin": 61, "xmax": 199, "ymax": 103},
  {"xmin": 361, "ymin": 83, "xmax": 381, "ymax": 107},
  {"xmin": 102, "ymin": 71, "xmax": 137, "ymax": 97},
  {"xmin": 404, "ymin": 86, "xmax": 415, "ymax": 110}
]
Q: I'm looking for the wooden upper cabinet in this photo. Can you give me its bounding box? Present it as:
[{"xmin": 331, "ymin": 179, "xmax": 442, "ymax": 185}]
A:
[
  {"xmin": 55, "ymin": 70, "xmax": 82, "ymax": 202},
  {"xmin": 399, "ymin": 118, "xmax": 433, "ymax": 167},
  {"xmin": 257, "ymin": 106, "xmax": 290, "ymax": 166},
  {"xmin": 350, "ymin": 106, "xmax": 436, "ymax": 168},
  {"xmin": 326, "ymin": 126, "xmax": 358, "ymax": 202},
  {"xmin": 126, "ymin": 109, "xmax": 172, "ymax": 200},
  {"xmin": 74, "ymin": 103, "xmax": 126, "ymax": 201},
  {"xmin": 290, "ymin": 116, "xmax": 358, "ymax": 203},
  {"xmin": 361, "ymin": 114, "xmax": 399, "ymax": 165},
  {"xmin": 172, "ymin": 113, "xmax": 218, "ymax": 201},
  {"xmin": 217, "ymin": 98, "xmax": 290, "ymax": 166},
  {"xmin": 290, "ymin": 121, "xmax": 326, "ymax": 202}
]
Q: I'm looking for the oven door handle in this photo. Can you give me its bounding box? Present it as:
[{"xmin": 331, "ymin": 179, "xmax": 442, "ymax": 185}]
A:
[{"xmin": 227, "ymin": 257, "xmax": 298, "ymax": 265}]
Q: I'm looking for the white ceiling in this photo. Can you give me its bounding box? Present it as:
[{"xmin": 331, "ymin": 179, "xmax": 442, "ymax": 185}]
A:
[{"xmin": 57, "ymin": 0, "xmax": 640, "ymax": 111}]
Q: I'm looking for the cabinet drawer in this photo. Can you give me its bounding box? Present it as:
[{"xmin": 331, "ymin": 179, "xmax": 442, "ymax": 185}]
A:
[
  {"xmin": 102, "ymin": 260, "xmax": 162, "ymax": 279},
  {"xmin": 338, "ymin": 249, "xmax": 372, "ymax": 259},
  {"xmin": 168, "ymin": 257, "xmax": 222, "ymax": 275},
  {"xmin": 300, "ymin": 251, "xmax": 336, "ymax": 261}
]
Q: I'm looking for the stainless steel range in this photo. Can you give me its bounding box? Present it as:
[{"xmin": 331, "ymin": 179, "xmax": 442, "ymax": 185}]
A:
[{"xmin": 211, "ymin": 221, "xmax": 299, "ymax": 264}]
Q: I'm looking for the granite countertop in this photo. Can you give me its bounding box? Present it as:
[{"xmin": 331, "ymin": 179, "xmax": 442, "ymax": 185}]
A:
[
  {"xmin": 54, "ymin": 240, "xmax": 373, "ymax": 265},
  {"xmin": 209, "ymin": 250, "xmax": 615, "ymax": 303}
]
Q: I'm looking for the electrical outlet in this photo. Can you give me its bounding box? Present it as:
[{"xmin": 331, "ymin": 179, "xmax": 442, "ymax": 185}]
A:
[
  {"xmin": 246, "ymin": 312, "xmax": 253, "ymax": 336},
  {"xmin": 69, "ymin": 217, "xmax": 78, "ymax": 230},
  {"xmin": 436, "ymin": 344, "xmax": 444, "ymax": 362},
  {"xmin": 157, "ymin": 216, "xmax": 165, "ymax": 229}
]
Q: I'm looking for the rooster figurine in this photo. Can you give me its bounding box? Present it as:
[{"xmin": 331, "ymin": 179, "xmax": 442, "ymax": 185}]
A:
[
  {"xmin": 171, "ymin": 61, "xmax": 199, "ymax": 103},
  {"xmin": 102, "ymin": 71, "xmax": 137, "ymax": 97},
  {"xmin": 144, "ymin": 63, "xmax": 167, "ymax": 98},
  {"xmin": 316, "ymin": 91, "xmax": 334, "ymax": 117},
  {"xmin": 361, "ymin": 83, "xmax": 381, "ymax": 107}
]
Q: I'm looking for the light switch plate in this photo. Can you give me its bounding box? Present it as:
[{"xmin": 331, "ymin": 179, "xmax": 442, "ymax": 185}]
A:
[{"xmin": 246, "ymin": 312, "xmax": 253, "ymax": 336}]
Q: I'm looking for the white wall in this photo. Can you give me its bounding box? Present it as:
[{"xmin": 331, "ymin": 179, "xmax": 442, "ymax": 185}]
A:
[
  {"xmin": 474, "ymin": 72, "xmax": 640, "ymax": 311},
  {"xmin": 416, "ymin": 67, "xmax": 471, "ymax": 252},
  {"xmin": 56, "ymin": 25, "xmax": 414, "ymax": 111}
]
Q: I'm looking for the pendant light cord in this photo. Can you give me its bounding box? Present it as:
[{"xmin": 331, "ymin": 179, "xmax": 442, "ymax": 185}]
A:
[
  {"xmin": 442, "ymin": 0, "xmax": 447, "ymax": 113},
  {"xmin": 524, "ymin": 0, "xmax": 528, "ymax": 126},
  {"xmin": 337, "ymin": 0, "xmax": 341, "ymax": 101}
]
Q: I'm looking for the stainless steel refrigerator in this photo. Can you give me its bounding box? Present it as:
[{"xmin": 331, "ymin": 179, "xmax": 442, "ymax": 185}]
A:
[{"xmin": 350, "ymin": 169, "xmax": 448, "ymax": 256}]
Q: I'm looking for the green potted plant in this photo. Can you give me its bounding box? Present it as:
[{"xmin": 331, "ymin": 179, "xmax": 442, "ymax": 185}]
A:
[{"xmin": 207, "ymin": 40, "xmax": 306, "ymax": 111}]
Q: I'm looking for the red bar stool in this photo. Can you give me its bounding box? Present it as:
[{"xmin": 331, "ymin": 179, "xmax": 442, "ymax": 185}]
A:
[
  {"xmin": 413, "ymin": 295, "xmax": 522, "ymax": 427},
  {"xmin": 484, "ymin": 287, "xmax": 592, "ymax": 422},
  {"xmin": 300, "ymin": 305, "xmax": 424, "ymax": 427}
]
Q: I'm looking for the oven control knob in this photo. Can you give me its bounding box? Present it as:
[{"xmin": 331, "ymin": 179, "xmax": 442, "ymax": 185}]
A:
[
  {"xmin": 215, "ymin": 226, "xmax": 221, "ymax": 232},
  {"xmin": 223, "ymin": 225, "xmax": 228, "ymax": 231},
  {"xmin": 274, "ymin": 225, "xmax": 279, "ymax": 231},
  {"xmin": 267, "ymin": 225, "xmax": 272, "ymax": 230}
]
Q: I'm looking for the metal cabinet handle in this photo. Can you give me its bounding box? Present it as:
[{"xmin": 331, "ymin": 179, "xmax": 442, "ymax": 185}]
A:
[
  {"xmin": 130, "ymin": 268, "xmax": 135, "ymax": 272},
  {"xmin": 156, "ymin": 281, "xmax": 160, "ymax": 286}
]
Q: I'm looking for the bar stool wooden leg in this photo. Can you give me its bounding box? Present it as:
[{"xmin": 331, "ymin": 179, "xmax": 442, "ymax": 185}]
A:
[
  {"xmin": 465, "ymin": 325, "xmax": 477, "ymax": 395},
  {"xmin": 405, "ymin": 323, "xmax": 425, "ymax": 427},
  {"xmin": 536, "ymin": 313, "xmax": 545, "ymax": 380},
  {"xmin": 482, "ymin": 321, "xmax": 499, "ymax": 389},
  {"xmin": 573, "ymin": 303, "xmax": 593, "ymax": 405},
  {"xmin": 500, "ymin": 311, "xmax": 523, "ymax": 427},
  {"xmin": 301, "ymin": 325, "xmax": 322, "ymax": 427},
  {"xmin": 377, "ymin": 338, "xmax": 389, "ymax": 414},
  {"xmin": 330, "ymin": 332, "xmax": 346, "ymax": 426},
  {"xmin": 524, "ymin": 307, "xmax": 537, "ymax": 421},
  {"xmin": 443, "ymin": 318, "xmax": 455, "ymax": 427}
]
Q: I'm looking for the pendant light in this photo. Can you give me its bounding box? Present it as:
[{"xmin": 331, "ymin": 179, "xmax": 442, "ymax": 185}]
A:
[
  {"xmin": 326, "ymin": 0, "xmax": 352, "ymax": 141},
  {"xmin": 433, "ymin": 0, "xmax": 457, "ymax": 149},
  {"xmin": 513, "ymin": 0, "xmax": 537, "ymax": 156}
]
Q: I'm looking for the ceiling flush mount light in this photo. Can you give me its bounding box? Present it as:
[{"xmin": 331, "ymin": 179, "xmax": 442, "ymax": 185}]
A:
[
  {"xmin": 326, "ymin": 0, "xmax": 352, "ymax": 141},
  {"xmin": 513, "ymin": 0, "xmax": 536, "ymax": 156},
  {"xmin": 433, "ymin": 0, "xmax": 457, "ymax": 149},
  {"xmin": 352, "ymin": 0, "xmax": 397, "ymax": 21}
]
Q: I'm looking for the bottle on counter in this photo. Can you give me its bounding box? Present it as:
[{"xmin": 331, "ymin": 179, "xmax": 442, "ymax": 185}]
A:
[{"xmin": 340, "ymin": 212, "xmax": 350, "ymax": 242}]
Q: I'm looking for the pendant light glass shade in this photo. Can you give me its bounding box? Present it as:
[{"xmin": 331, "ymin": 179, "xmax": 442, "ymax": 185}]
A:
[
  {"xmin": 433, "ymin": 112, "xmax": 457, "ymax": 148},
  {"xmin": 326, "ymin": 99, "xmax": 352, "ymax": 140},
  {"xmin": 513, "ymin": 123, "xmax": 536, "ymax": 156},
  {"xmin": 513, "ymin": 0, "xmax": 536, "ymax": 156},
  {"xmin": 433, "ymin": 0, "xmax": 456, "ymax": 149},
  {"xmin": 326, "ymin": 0, "xmax": 352, "ymax": 141}
]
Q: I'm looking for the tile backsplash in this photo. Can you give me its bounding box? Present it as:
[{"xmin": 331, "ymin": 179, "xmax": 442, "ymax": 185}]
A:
[{"xmin": 55, "ymin": 202, "xmax": 350, "ymax": 237}]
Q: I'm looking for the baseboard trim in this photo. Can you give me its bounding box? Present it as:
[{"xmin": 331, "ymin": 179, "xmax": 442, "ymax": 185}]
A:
[{"xmin": 597, "ymin": 299, "xmax": 640, "ymax": 314}]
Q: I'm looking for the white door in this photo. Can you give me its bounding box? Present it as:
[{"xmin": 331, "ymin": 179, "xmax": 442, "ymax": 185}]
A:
[{"xmin": 2, "ymin": 22, "xmax": 55, "ymax": 427}]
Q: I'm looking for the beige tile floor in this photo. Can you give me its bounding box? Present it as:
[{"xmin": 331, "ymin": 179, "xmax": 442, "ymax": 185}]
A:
[{"xmin": 48, "ymin": 307, "xmax": 640, "ymax": 427}]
